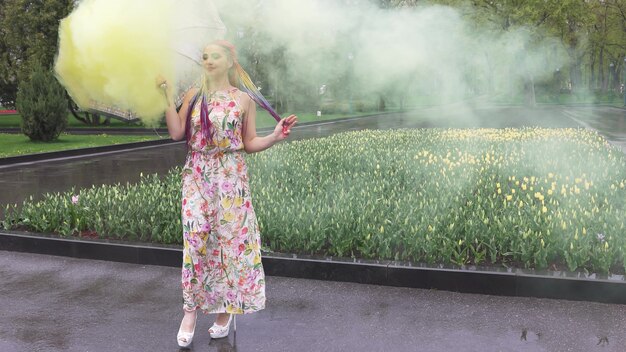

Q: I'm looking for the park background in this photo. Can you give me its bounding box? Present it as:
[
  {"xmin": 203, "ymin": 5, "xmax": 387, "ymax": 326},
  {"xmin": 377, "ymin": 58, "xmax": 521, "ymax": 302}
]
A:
[
  {"xmin": 2, "ymin": 1, "xmax": 626, "ymax": 351},
  {"xmin": 1, "ymin": 0, "xmax": 626, "ymax": 273}
]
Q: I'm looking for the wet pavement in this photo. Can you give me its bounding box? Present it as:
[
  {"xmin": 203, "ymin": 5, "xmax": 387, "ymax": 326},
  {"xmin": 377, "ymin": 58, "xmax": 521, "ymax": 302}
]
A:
[
  {"xmin": 1, "ymin": 105, "xmax": 624, "ymax": 210},
  {"xmin": 559, "ymin": 106, "xmax": 626, "ymax": 152},
  {"xmin": 0, "ymin": 141, "xmax": 187, "ymax": 210},
  {"xmin": 2, "ymin": 250, "xmax": 626, "ymax": 352},
  {"xmin": 1, "ymin": 105, "xmax": 626, "ymax": 352}
]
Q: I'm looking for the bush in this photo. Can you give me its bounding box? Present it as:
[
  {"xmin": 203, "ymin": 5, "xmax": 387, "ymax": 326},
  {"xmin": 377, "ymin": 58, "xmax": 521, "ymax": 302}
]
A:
[{"xmin": 16, "ymin": 64, "xmax": 68, "ymax": 141}]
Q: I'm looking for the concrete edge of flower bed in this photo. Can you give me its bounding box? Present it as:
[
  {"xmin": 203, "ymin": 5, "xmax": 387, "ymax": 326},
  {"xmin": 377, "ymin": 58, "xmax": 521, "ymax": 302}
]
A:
[
  {"xmin": 0, "ymin": 138, "xmax": 181, "ymax": 167},
  {"xmin": 535, "ymin": 103, "xmax": 626, "ymax": 109},
  {"xmin": 0, "ymin": 111, "xmax": 405, "ymax": 135},
  {"xmin": 2, "ymin": 230, "xmax": 626, "ymax": 305},
  {"xmin": 0, "ymin": 127, "xmax": 172, "ymax": 135}
]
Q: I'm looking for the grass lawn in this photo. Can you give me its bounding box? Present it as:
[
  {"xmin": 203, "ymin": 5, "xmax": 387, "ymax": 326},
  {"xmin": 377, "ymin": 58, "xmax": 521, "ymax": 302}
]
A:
[
  {"xmin": 0, "ymin": 133, "xmax": 163, "ymax": 158},
  {"xmin": 0, "ymin": 109, "xmax": 389, "ymax": 158},
  {"xmin": 0, "ymin": 114, "xmax": 143, "ymax": 128},
  {"xmin": 491, "ymin": 92, "xmax": 626, "ymax": 107},
  {"xmin": 0, "ymin": 109, "xmax": 396, "ymax": 129}
]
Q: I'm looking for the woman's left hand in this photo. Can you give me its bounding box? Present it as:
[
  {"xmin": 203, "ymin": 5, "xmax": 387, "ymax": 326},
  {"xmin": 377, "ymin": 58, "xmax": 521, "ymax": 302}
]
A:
[{"xmin": 273, "ymin": 115, "xmax": 298, "ymax": 141}]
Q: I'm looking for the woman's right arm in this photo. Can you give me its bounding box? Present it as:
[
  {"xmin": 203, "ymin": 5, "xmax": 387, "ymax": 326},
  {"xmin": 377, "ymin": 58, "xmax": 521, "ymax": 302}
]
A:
[{"xmin": 164, "ymin": 87, "xmax": 198, "ymax": 141}]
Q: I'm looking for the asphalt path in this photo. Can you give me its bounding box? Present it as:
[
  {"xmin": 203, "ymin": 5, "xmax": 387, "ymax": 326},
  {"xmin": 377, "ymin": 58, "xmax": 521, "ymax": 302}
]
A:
[
  {"xmin": 2, "ymin": 250, "xmax": 626, "ymax": 352},
  {"xmin": 1, "ymin": 105, "xmax": 624, "ymax": 209}
]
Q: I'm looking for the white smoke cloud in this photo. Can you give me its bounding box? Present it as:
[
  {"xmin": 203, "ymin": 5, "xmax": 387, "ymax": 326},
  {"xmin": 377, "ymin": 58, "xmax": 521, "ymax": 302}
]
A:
[{"xmin": 214, "ymin": 0, "xmax": 568, "ymax": 108}]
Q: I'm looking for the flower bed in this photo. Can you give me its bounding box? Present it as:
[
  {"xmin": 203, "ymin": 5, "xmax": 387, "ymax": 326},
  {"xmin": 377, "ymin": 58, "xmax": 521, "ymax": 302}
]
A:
[{"xmin": 3, "ymin": 128, "xmax": 626, "ymax": 273}]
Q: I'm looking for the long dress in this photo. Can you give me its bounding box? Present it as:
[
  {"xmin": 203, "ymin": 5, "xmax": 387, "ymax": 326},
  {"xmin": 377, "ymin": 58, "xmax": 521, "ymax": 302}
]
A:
[{"xmin": 180, "ymin": 87, "xmax": 265, "ymax": 314}]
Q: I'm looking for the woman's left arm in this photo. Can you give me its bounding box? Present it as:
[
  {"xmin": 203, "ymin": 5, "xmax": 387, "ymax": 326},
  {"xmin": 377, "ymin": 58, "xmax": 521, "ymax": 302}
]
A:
[{"xmin": 242, "ymin": 94, "xmax": 297, "ymax": 154}]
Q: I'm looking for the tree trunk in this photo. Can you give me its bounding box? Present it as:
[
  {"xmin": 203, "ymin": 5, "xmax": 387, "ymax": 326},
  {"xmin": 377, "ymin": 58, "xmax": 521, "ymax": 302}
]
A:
[
  {"xmin": 612, "ymin": 63, "xmax": 620, "ymax": 91},
  {"xmin": 589, "ymin": 49, "xmax": 596, "ymax": 90},
  {"xmin": 600, "ymin": 48, "xmax": 607, "ymax": 91},
  {"xmin": 67, "ymin": 97, "xmax": 108, "ymax": 126},
  {"xmin": 524, "ymin": 75, "xmax": 536, "ymax": 107},
  {"xmin": 571, "ymin": 63, "xmax": 583, "ymax": 91},
  {"xmin": 378, "ymin": 94, "xmax": 386, "ymax": 112},
  {"xmin": 569, "ymin": 45, "xmax": 584, "ymax": 92},
  {"xmin": 520, "ymin": 50, "xmax": 536, "ymax": 107}
]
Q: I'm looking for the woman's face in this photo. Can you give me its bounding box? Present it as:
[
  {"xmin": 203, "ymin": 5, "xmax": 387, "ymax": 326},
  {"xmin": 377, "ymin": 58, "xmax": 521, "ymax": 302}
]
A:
[{"xmin": 202, "ymin": 45, "xmax": 232, "ymax": 78}]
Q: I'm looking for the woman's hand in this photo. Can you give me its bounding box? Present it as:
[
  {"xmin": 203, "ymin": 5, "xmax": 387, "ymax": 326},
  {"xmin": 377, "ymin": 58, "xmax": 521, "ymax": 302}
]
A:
[
  {"xmin": 155, "ymin": 75, "xmax": 172, "ymax": 103},
  {"xmin": 155, "ymin": 75, "xmax": 167, "ymax": 90},
  {"xmin": 272, "ymin": 115, "xmax": 298, "ymax": 142}
]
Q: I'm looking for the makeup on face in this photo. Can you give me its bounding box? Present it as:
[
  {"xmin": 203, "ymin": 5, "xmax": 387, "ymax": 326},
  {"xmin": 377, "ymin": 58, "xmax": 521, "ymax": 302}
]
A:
[
  {"xmin": 203, "ymin": 46, "xmax": 233, "ymax": 77},
  {"xmin": 202, "ymin": 52, "xmax": 223, "ymax": 62}
]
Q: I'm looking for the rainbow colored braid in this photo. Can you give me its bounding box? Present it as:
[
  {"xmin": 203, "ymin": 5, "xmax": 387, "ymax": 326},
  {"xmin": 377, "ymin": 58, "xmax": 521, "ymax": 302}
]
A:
[
  {"xmin": 233, "ymin": 64, "xmax": 281, "ymax": 122},
  {"xmin": 215, "ymin": 40, "xmax": 289, "ymax": 132},
  {"xmin": 185, "ymin": 89, "xmax": 214, "ymax": 144},
  {"xmin": 185, "ymin": 40, "xmax": 289, "ymax": 144}
]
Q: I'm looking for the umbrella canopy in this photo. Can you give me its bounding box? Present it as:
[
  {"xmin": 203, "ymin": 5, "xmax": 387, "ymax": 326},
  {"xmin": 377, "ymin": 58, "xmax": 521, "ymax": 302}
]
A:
[{"xmin": 54, "ymin": 0, "xmax": 226, "ymax": 125}]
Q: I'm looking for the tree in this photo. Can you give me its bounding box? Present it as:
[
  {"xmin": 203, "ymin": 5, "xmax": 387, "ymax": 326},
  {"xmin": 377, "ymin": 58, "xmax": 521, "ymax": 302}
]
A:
[
  {"xmin": 379, "ymin": 0, "xmax": 420, "ymax": 8},
  {"xmin": 587, "ymin": 1, "xmax": 626, "ymax": 93},
  {"xmin": 1, "ymin": 0, "xmax": 114, "ymax": 124},
  {"xmin": 67, "ymin": 99, "xmax": 111, "ymax": 126},
  {"xmin": 16, "ymin": 63, "xmax": 68, "ymax": 141},
  {"xmin": 0, "ymin": 0, "xmax": 73, "ymax": 108}
]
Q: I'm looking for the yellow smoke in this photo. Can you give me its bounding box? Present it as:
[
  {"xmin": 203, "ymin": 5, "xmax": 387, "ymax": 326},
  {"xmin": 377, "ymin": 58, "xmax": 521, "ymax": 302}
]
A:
[{"xmin": 55, "ymin": 0, "xmax": 175, "ymax": 126}]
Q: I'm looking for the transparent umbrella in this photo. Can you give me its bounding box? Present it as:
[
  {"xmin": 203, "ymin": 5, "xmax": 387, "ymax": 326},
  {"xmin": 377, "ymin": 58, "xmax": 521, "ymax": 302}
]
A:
[{"xmin": 54, "ymin": 0, "xmax": 226, "ymax": 125}]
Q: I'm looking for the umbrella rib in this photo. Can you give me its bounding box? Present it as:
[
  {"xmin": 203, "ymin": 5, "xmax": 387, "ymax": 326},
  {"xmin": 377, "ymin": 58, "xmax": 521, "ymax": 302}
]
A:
[
  {"xmin": 175, "ymin": 51, "xmax": 203, "ymax": 65},
  {"xmin": 173, "ymin": 25, "xmax": 226, "ymax": 31}
]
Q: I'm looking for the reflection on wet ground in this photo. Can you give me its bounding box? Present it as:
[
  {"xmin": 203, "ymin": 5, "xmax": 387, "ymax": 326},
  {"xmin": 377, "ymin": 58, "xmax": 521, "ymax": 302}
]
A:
[
  {"xmin": 3, "ymin": 250, "xmax": 626, "ymax": 352},
  {"xmin": 0, "ymin": 142, "xmax": 188, "ymax": 214},
  {"xmin": 0, "ymin": 105, "xmax": 624, "ymax": 211}
]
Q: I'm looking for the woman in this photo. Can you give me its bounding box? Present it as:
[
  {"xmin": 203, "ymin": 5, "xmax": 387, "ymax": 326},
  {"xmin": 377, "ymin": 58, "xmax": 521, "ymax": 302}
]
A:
[{"xmin": 159, "ymin": 40, "xmax": 297, "ymax": 347}]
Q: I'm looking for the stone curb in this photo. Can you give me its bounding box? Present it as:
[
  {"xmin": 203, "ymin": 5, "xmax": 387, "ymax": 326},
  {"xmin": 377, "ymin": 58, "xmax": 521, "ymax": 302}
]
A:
[
  {"xmin": 0, "ymin": 127, "xmax": 171, "ymax": 135},
  {"xmin": 0, "ymin": 138, "xmax": 181, "ymax": 167},
  {"xmin": 0, "ymin": 112, "xmax": 404, "ymax": 167},
  {"xmin": 2, "ymin": 231, "xmax": 626, "ymax": 305},
  {"xmin": 0, "ymin": 111, "xmax": 403, "ymax": 134}
]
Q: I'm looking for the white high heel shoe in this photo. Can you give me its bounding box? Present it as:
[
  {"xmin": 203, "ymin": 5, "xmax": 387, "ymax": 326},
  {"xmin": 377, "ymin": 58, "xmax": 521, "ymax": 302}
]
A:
[
  {"xmin": 177, "ymin": 313, "xmax": 197, "ymax": 348},
  {"xmin": 208, "ymin": 314, "xmax": 236, "ymax": 339}
]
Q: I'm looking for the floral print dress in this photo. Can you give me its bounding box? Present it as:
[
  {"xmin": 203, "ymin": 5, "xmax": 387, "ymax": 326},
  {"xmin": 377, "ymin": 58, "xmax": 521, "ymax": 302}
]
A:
[{"xmin": 180, "ymin": 87, "xmax": 265, "ymax": 314}]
